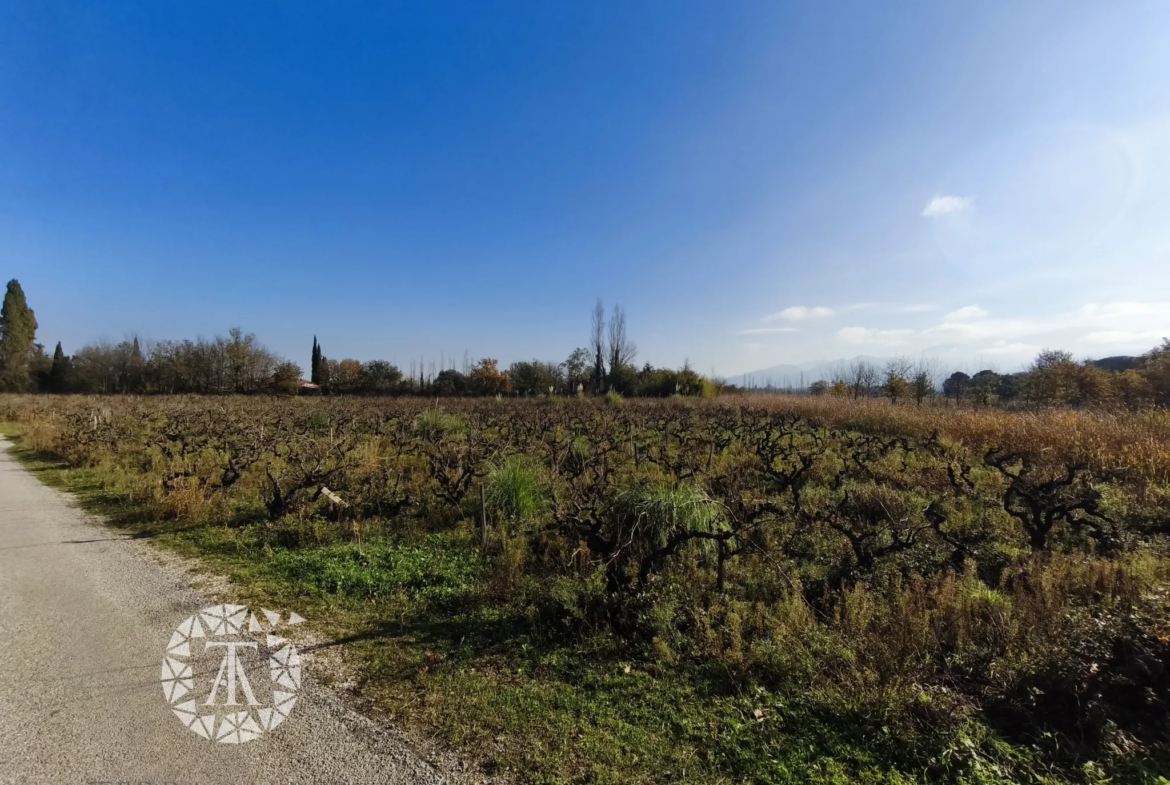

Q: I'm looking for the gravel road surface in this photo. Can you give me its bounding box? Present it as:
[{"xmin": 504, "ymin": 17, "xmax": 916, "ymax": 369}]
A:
[{"xmin": 0, "ymin": 437, "xmax": 449, "ymax": 784}]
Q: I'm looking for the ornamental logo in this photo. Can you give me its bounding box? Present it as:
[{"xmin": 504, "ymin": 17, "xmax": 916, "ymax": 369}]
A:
[{"xmin": 160, "ymin": 604, "xmax": 307, "ymax": 744}]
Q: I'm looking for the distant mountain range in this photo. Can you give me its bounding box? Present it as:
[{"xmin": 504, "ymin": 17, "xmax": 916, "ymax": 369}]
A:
[
  {"xmin": 724, "ymin": 356, "xmax": 891, "ymax": 389},
  {"xmin": 726, "ymin": 354, "xmax": 1141, "ymax": 390},
  {"xmin": 1089, "ymin": 356, "xmax": 1140, "ymax": 372}
]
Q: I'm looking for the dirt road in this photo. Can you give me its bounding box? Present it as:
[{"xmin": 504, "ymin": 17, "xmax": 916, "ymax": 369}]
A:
[{"xmin": 0, "ymin": 437, "xmax": 449, "ymax": 784}]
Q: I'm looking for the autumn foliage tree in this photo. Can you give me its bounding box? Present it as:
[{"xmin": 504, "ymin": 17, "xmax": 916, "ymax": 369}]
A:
[
  {"xmin": 337, "ymin": 359, "xmax": 363, "ymax": 393},
  {"xmin": 469, "ymin": 358, "xmax": 511, "ymax": 395}
]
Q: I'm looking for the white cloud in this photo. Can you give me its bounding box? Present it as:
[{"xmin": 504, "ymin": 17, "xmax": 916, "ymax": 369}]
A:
[
  {"xmin": 943, "ymin": 305, "xmax": 988, "ymax": 321},
  {"xmin": 924, "ymin": 321, "xmax": 997, "ymax": 339},
  {"xmin": 739, "ymin": 327, "xmax": 800, "ymax": 335},
  {"xmin": 843, "ymin": 303, "xmax": 936, "ymax": 314},
  {"xmin": 921, "ymin": 195, "xmax": 973, "ymax": 217},
  {"xmin": 919, "ymin": 301, "xmax": 1168, "ymax": 351},
  {"xmin": 837, "ymin": 327, "xmax": 914, "ymax": 345},
  {"xmin": 981, "ymin": 341, "xmax": 1039, "ymax": 356},
  {"xmin": 764, "ymin": 306, "xmax": 835, "ymax": 322},
  {"xmin": 1079, "ymin": 302, "xmax": 1170, "ymax": 318},
  {"xmin": 1081, "ymin": 330, "xmax": 1165, "ymax": 345},
  {"xmin": 732, "ymin": 300, "xmax": 1167, "ymax": 373}
]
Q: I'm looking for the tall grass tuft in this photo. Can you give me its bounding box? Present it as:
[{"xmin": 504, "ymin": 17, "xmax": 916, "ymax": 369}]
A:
[
  {"xmin": 414, "ymin": 408, "xmax": 467, "ymax": 437},
  {"xmin": 486, "ymin": 456, "xmax": 547, "ymax": 524},
  {"xmin": 616, "ymin": 482, "xmax": 725, "ymax": 549}
]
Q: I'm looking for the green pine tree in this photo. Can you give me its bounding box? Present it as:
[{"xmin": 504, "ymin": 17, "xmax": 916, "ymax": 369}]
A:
[
  {"xmin": 47, "ymin": 342, "xmax": 70, "ymax": 393},
  {"xmin": 0, "ymin": 279, "xmax": 38, "ymax": 392}
]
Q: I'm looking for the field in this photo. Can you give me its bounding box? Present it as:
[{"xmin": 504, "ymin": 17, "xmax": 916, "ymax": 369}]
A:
[{"xmin": 3, "ymin": 394, "xmax": 1169, "ymax": 784}]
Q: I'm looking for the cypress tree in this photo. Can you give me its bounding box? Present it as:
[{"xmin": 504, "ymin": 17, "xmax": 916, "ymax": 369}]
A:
[
  {"xmin": 0, "ymin": 279, "xmax": 38, "ymax": 392},
  {"xmin": 48, "ymin": 342, "xmax": 70, "ymax": 393},
  {"xmin": 318, "ymin": 353, "xmax": 330, "ymax": 393},
  {"xmin": 129, "ymin": 336, "xmax": 145, "ymax": 393},
  {"xmin": 313, "ymin": 340, "xmax": 331, "ymax": 392},
  {"xmin": 310, "ymin": 337, "xmax": 322, "ymax": 386}
]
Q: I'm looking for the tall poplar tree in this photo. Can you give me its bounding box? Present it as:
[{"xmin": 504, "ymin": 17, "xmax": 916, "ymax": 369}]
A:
[
  {"xmin": 0, "ymin": 279, "xmax": 38, "ymax": 392},
  {"xmin": 590, "ymin": 299, "xmax": 606, "ymax": 394}
]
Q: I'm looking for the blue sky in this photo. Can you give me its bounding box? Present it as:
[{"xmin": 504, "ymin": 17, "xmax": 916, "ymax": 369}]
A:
[{"xmin": 2, "ymin": 1, "xmax": 1169, "ymax": 377}]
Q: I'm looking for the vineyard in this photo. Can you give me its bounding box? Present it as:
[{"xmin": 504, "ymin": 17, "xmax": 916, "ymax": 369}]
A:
[{"xmin": 3, "ymin": 394, "xmax": 1169, "ymax": 784}]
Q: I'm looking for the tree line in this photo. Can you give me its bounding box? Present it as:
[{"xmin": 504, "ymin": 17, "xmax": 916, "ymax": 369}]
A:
[
  {"xmin": 0, "ymin": 282, "xmax": 716, "ymax": 398},
  {"xmin": 299, "ymin": 299, "xmax": 714, "ymax": 398},
  {"xmin": 3, "ymin": 277, "xmax": 1165, "ymax": 407},
  {"xmin": 802, "ymin": 345, "xmax": 1170, "ymax": 409}
]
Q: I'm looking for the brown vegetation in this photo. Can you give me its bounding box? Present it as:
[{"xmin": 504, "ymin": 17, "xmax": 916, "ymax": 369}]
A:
[{"xmin": 3, "ymin": 393, "xmax": 1168, "ymax": 782}]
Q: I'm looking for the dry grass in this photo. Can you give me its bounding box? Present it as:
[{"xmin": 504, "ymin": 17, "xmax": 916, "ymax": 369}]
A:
[{"xmin": 739, "ymin": 394, "xmax": 1170, "ymax": 484}]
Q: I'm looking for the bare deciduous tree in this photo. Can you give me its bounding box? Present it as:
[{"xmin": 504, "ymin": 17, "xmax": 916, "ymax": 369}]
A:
[
  {"xmin": 591, "ymin": 299, "xmax": 606, "ymax": 393},
  {"xmin": 607, "ymin": 304, "xmax": 637, "ymax": 375},
  {"xmin": 847, "ymin": 359, "xmax": 879, "ymax": 399},
  {"xmin": 912, "ymin": 357, "xmax": 940, "ymax": 405}
]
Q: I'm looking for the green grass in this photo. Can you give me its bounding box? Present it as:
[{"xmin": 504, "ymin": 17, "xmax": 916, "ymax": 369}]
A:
[
  {"xmin": 487, "ymin": 456, "xmax": 548, "ymax": 524},
  {"xmin": 0, "ymin": 423, "xmax": 1125, "ymax": 785},
  {"xmin": 266, "ymin": 539, "xmax": 484, "ymax": 602}
]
